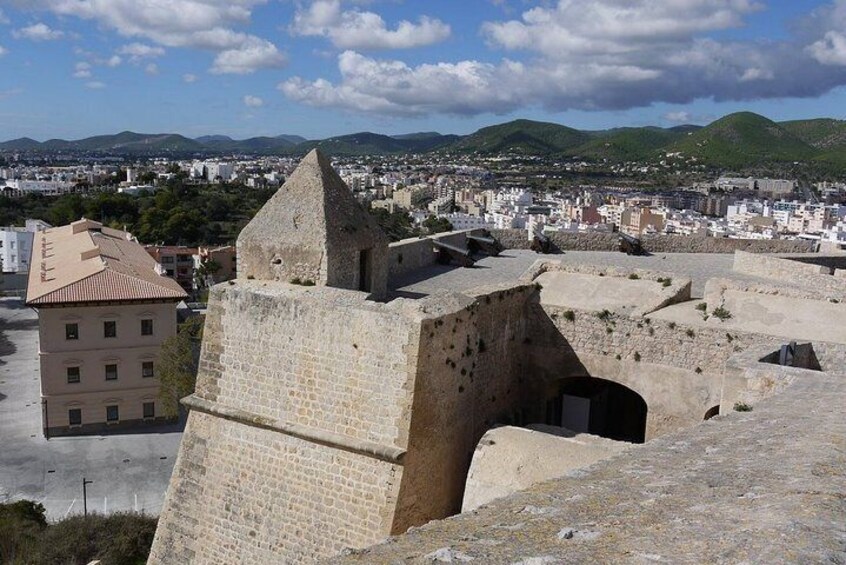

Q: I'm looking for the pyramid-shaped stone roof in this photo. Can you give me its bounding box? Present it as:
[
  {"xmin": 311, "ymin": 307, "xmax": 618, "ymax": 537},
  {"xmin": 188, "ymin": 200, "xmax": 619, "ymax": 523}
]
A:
[{"xmin": 237, "ymin": 149, "xmax": 388, "ymax": 291}]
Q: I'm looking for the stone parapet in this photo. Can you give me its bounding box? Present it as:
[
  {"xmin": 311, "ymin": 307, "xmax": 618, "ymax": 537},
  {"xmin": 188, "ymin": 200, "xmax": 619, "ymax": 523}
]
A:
[{"xmin": 490, "ymin": 229, "xmax": 816, "ymax": 254}]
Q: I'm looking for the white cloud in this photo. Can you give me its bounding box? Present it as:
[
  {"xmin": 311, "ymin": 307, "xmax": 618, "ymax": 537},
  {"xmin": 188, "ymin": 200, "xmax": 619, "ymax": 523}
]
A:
[
  {"xmin": 73, "ymin": 61, "xmax": 92, "ymax": 78},
  {"xmin": 85, "ymin": 81, "xmax": 106, "ymax": 89},
  {"xmin": 210, "ymin": 37, "xmax": 286, "ymax": 74},
  {"xmin": 809, "ymin": 31, "xmax": 846, "ymax": 65},
  {"xmin": 106, "ymin": 55, "xmax": 122, "ymax": 67},
  {"xmin": 482, "ymin": 0, "xmax": 763, "ymax": 57},
  {"xmin": 0, "ymin": 9, "xmax": 9, "ymax": 24},
  {"xmin": 182, "ymin": 73, "xmax": 198, "ymax": 83},
  {"xmin": 663, "ymin": 111, "xmax": 692, "ymax": 123},
  {"xmin": 117, "ymin": 42, "xmax": 165, "ymax": 62},
  {"xmin": 13, "ymin": 22, "xmax": 65, "ymax": 41},
  {"xmin": 15, "ymin": 0, "xmax": 285, "ymax": 74},
  {"xmin": 145, "ymin": 62, "xmax": 159, "ymax": 75},
  {"xmin": 243, "ymin": 94, "xmax": 263, "ymax": 107},
  {"xmin": 280, "ymin": 1, "xmax": 846, "ymax": 116},
  {"xmin": 740, "ymin": 67, "xmax": 774, "ymax": 82},
  {"xmin": 0, "ymin": 46, "xmax": 6, "ymax": 56},
  {"xmin": 291, "ymin": 0, "xmax": 450, "ymax": 50}
]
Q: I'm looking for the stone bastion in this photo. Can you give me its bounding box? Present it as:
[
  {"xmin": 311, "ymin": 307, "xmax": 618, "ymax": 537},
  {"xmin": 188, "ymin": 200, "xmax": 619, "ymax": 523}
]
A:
[{"xmin": 150, "ymin": 151, "xmax": 846, "ymax": 564}]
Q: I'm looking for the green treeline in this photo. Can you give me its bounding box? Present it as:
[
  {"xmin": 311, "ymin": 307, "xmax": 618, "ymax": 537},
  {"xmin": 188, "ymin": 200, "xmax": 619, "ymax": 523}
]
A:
[{"xmin": 0, "ymin": 179, "xmax": 276, "ymax": 246}]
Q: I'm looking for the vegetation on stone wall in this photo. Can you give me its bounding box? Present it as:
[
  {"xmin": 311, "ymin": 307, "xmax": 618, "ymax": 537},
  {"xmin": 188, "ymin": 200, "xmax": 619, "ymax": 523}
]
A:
[
  {"xmin": 0, "ymin": 500, "xmax": 156, "ymax": 565},
  {"xmin": 158, "ymin": 316, "xmax": 205, "ymax": 417}
]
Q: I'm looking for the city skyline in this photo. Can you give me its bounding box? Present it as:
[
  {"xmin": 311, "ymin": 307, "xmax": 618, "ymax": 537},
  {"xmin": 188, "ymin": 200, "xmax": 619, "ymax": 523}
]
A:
[{"xmin": 1, "ymin": 1, "xmax": 846, "ymax": 141}]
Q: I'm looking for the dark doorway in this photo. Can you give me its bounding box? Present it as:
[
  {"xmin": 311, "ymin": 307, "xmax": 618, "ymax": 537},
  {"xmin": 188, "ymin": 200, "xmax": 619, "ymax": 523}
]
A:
[
  {"xmin": 359, "ymin": 249, "xmax": 372, "ymax": 292},
  {"xmin": 703, "ymin": 405, "xmax": 720, "ymax": 420},
  {"xmin": 551, "ymin": 377, "xmax": 647, "ymax": 443}
]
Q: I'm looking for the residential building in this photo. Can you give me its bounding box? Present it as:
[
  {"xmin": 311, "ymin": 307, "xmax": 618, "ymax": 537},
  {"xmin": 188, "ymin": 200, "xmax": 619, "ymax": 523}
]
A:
[
  {"xmin": 1, "ymin": 219, "xmax": 51, "ymax": 273},
  {"xmin": 26, "ymin": 219, "xmax": 187, "ymax": 436},
  {"xmin": 196, "ymin": 245, "xmax": 237, "ymax": 287},
  {"xmin": 145, "ymin": 245, "xmax": 198, "ymax": 293}
]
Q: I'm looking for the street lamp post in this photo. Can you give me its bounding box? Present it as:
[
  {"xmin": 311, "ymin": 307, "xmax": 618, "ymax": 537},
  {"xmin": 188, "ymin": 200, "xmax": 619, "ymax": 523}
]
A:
[{"xmin": 82, "ymin": 477, "xmax": 93, "ymax": 517}]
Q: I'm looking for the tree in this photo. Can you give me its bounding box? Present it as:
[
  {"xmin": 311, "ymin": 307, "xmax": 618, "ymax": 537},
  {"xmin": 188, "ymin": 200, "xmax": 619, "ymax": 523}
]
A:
[
  {"xmin": 369, "ymin": 208, "xmax": 419, "ymax": 242},
  {"xmin": 0, "ymin": 500, "xmax": 47, "ymax": 564},
  {"xmin": 422, "ymin": 214, "xmax": 453, "ymax": 234},
  {"xmin": 157, "ymin": 316, "xmax": 205, "ymax": 418}
]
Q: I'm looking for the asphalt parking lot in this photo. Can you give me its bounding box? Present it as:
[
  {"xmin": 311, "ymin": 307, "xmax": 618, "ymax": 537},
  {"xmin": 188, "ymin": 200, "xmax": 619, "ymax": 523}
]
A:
[{"xmin": 0, "ymin": 298, "xmax": 182, "ymax": 521}]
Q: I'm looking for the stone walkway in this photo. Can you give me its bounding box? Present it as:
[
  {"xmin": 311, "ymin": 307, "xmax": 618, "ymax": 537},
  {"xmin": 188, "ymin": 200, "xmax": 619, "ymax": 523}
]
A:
[{"xmin": 392, "ymin": 250, "xmax": 773, "ymax": 299}]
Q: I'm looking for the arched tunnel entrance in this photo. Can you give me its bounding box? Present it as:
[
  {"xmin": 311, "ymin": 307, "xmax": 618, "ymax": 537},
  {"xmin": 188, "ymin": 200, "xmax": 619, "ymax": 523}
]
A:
[{"xmin": 549, "ymin": 377, "xmax": 647, "ymax": 443}]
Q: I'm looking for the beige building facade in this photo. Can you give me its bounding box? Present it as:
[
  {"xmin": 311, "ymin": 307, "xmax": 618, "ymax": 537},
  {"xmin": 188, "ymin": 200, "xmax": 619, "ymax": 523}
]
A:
[{"xmin": 26, "ymin": 219, "xmax": 186, "ymax": 436}]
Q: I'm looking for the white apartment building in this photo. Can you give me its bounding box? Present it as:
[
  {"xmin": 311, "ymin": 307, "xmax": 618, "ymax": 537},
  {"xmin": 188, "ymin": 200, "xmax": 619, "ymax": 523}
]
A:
[{"xmin": 1, "ymin": 219, "xmax": 51, "ymax": 273}]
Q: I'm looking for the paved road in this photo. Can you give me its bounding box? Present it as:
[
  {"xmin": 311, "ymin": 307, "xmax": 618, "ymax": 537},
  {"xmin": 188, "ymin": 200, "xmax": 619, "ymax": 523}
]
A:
[
  {"xmin": 392, "ymin": 250, "xmax": 769, "ymax": 298},
  {"xmin": 0, "ymin": 298, "xmax": 182, "ymax": 520}
]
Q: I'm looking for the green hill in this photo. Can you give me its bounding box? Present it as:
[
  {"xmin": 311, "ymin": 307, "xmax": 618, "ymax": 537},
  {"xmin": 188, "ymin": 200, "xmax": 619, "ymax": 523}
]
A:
[
  {"xmin": 451, "ymin": 119, "xmax": 590, "ymax": 155},
  {"xmin": 671, "ymin": 112, "xmax": 817, "ymax": 168},
  {"xmin": 288, "ymin": 132, "xmax": 458, "ymax": 156},
  {"xmin": 576, "ymin": 127, "xmax": 686, "ymax": 161},
  {"xmin": 779, "ymin": 118, "xmax": 846, "ymax": 151}
]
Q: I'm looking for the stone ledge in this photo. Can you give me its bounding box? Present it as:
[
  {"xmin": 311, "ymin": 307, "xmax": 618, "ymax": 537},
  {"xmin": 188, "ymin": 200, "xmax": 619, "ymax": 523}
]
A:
[{"xmin": 183, "ymin": 394, "xmax": 407, "ymax": 464}]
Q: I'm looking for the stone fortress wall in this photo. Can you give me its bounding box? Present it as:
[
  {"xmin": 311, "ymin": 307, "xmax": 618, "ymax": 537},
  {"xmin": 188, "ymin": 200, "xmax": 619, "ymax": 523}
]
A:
[
  {"xmin": 151, "ymin": 261, "xmax": 541, "ymax": 562},
  {"xmin": 491, "ymin": 228, "xmax": 816, "ymax": 254},
  {"xmin": 151, "ymin": 152, "xmax": 846, "ymax": 564}
]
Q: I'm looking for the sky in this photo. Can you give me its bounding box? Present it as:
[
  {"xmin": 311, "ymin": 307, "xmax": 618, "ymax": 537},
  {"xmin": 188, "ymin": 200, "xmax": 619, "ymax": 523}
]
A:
[{"xmin": 1, "ymin": 0, "xmax": 846, "ymax": 141}]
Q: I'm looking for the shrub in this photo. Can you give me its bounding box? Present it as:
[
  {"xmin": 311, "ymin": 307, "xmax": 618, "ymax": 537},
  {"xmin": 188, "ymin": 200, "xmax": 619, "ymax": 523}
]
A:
[
  {"xmin": 686, "ymin": 329, "xmax": 695, "ymax": 338},
  {"xmin": 734, "ymin": 402, "xmax": 753, "ymax": 412},
  {"xmin": 633, "ymin": 352, "xmax": 641, "ymax": 362},
  {"xmin": 37, "ymin": 512, "xmax": 157, "ymax": 565},
  {"xmin": 696, "ymin": 302, "xmax": 707, "ymax": 312},
  {"xmin": 628, "ymin": 273, "xmax": 640, "ymax": 280},
  {"xmin": 712, "ymin": 306, "xmax": 732, "ymax": 321},
  {"xmin": 562, "ymin": 310, "xmax": 575, "ymax": 322},
  {"xmin": 662, "ymin": 278, "xmax": 672, "ymax": 287},
  {"xmin": 0, "ymin": 503, "xmax": 156, "ymax": 565},
  {"xmin": 596, "ymin": 309, "xmax": 612, "ymax": 322}
]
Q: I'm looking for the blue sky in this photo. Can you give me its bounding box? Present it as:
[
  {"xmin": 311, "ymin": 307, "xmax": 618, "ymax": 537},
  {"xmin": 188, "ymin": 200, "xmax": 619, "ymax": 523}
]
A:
[{"xmin": 1, "ymin": 0, "xmax": 845, "ymax": 141}]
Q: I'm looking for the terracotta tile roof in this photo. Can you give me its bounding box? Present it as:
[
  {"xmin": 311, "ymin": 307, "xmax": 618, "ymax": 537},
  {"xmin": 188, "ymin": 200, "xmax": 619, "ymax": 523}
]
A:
[{"xmin": 26, "ymin": 219, "xmax": 188, "ymax": 306}]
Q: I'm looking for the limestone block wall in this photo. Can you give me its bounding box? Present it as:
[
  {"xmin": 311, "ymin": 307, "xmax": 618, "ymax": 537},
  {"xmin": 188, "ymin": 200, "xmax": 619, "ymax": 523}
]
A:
[
  {"xmin": 387, "ymin": 230, "xmax": 480, "ymax": 282},
  {"xmin": 392, "ymin": 284, "xmax": 536, "ymax": 532},
  {"xmin": 732, "ymin": 251, "xmax": 846, "ymax": 296},
  {"xmin": 491, "ymin": 229, "xmax": 815, "ymax": 254},
  {"xmin": 151, "ymin": 282, "xmax": 422, "ymax": 564},
  {"xmin": 194, "ymin": 282, "xmax": 418, "ymax": 446},
  {"xmin": 149, "ymin": 410, "xmax": 401, "ymax": 564},
  {"xmin": 526, "ymin": 299, "xmax": 776, "ymax": 438}
]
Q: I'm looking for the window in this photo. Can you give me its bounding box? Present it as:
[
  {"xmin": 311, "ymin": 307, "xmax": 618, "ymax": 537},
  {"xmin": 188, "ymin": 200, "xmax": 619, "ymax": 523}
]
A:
[
  {"xmin": 68, "ymin": 409, "xmax": 82, "ymax": 426},
  {"xmin": 106, "ymin": 405, "xmax": 119, "ymax": 423},
  {"xmin": 166, "ymin": 269, "xmax": 175, "ymax": 276},
  {"xmin": 103, "ymin": 321, "xmax": 117, "ymax": 338},
  {"xmin": 142, "ymin": 361, "xmax": 154, "ymax": 378},
  {"xmin": 161, "ymin": 256, "xmax": 174, "ymax": 264},
  {"xmin": 141, "ymin": 319, "xmax": 153, "ymax": 336},
  {"xmin": 66, "ymin": 366, "xmax": 80, "ymax": 384},
  {"xmin": 105, "ymin": 364, "xmax": 118, "ymax": 381},
  {"xmin": 143, "ymin": 402, "xmax": 155, "ymax": 419},
  {"xmin": 65, "ymin": 323, "xmax": 79, "ymax": 340},
  {"xmin": 10, "ymin": 241, "xmax": 15, "ymax": 249}
]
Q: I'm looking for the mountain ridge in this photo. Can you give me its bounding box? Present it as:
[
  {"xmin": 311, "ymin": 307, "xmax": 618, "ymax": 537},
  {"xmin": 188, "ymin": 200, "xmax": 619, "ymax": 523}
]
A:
[{"xmin": 1, "ymin": 113, "xmax": 844, "ymax": 171}]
